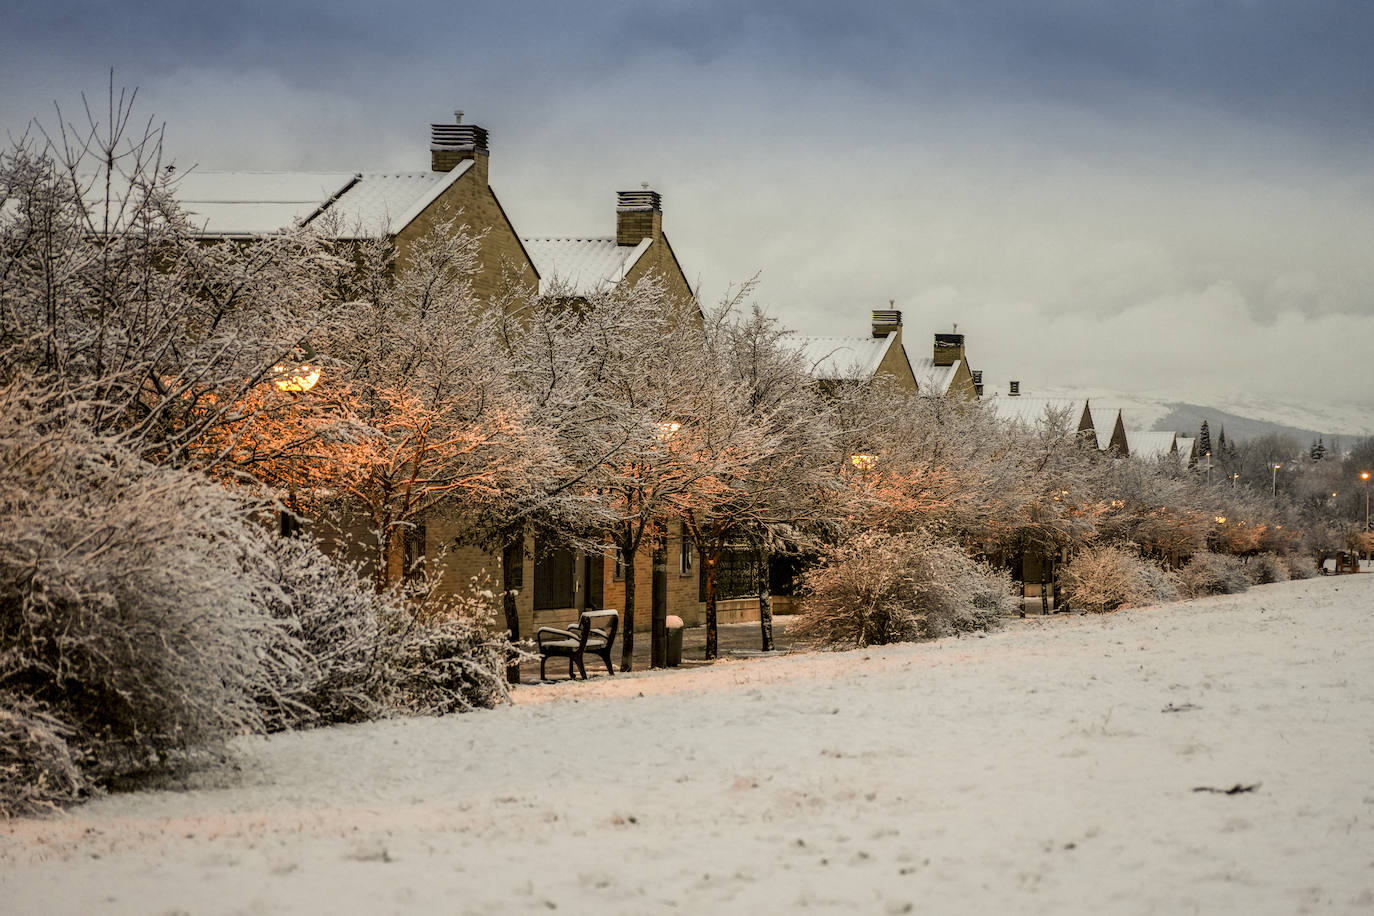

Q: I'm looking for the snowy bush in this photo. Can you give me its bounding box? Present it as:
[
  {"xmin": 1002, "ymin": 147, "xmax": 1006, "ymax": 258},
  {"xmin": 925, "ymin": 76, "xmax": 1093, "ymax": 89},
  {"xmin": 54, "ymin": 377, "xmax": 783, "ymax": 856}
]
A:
[
  {"xmin": 0, "ymin": 696, "xmax": 83, "ymax": 817},
  {"xmin": 1177, "ymin": 552, "xmax": 1251, "ymax": 598},
  {"xmin": 1246, "ymin": 552, "xmax": 1290, "ymax": 586},
  {"xmin": 1281, "ymin": 553, "xmax": 1318, "ymax": 580},
  {"xmin": 380, "ymin": 575, "xmax": 514, "ymax": 715},
  {"xmin": 1059, "ymin": 546, "xmax": 1157, "ymax": 614},
  {"xmin": 792, "ymin": 531, "xmax": 1011, "ymax": 649},
  {"xmin": 1137, "ymin": 560, "xmax": 1183, "ymax": 605},
  {"xmin": 249, "ymin": 536, "xmax": 397, "ymax": 730},
  {"xmin": 0, "ymin": 396, "xmax": 290, "ymax": 809}
]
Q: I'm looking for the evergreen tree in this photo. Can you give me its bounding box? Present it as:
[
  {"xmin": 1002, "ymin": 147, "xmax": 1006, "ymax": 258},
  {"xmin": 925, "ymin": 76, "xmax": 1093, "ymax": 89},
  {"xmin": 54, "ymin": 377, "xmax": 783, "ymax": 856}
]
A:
[
  {"xmin": 1198, "ymin": 420, "xmax": 1212, "ymax": 458},
  {"xmin": 1311, "ymin": 437, "xmax": 1326, "ymax": 461}
]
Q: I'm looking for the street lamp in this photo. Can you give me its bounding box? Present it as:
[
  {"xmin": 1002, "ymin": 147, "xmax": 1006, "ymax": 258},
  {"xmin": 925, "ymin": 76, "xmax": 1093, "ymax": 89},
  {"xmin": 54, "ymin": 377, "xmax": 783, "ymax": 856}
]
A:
[
  {"xmin": 1271, "ymin": 463, "xmax": 1281, "ymax": 497},
  {"xmin": 1362, "ymin": 471, "xmax": 1371, "ymax": 536},
  {"xmin": 1204, "ymin": 451, "xmax": 1212, "ymax": 485},
  {"xmin": 1227, "ymin": 473, "xmax": 1240, "ymax": 488}
]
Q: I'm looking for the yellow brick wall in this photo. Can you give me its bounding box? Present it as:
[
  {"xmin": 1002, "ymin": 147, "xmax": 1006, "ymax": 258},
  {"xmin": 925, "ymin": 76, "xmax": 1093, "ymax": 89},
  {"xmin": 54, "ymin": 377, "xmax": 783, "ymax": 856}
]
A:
[
  {"xmin": 392, "ymin": 163, "xmax": 538, "ymax": 306},
  {"xmin": 621, "ymin": 231, "xmax": 695, "ymax": 307},
  {"xmin": 873, "ymin": 327, "xmax": 919, "ymax": 392}
]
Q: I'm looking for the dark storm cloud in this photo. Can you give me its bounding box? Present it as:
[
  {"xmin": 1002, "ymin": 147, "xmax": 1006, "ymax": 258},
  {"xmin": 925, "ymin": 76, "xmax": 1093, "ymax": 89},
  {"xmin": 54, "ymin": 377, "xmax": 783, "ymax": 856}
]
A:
[{"xmin": 3, "ymin": 1, "xmax": 1371, "ymax": 409}]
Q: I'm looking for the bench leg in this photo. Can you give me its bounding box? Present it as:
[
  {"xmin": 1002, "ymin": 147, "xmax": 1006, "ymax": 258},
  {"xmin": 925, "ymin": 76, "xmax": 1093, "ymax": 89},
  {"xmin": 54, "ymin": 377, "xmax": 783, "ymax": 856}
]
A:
[
  {"xmin": 540, "ymin": 655, "xmax": 548, "ymax": 681},
  {"xmin": 597, "ymin": 651, "xmax": 614, "ymax": 676},
  {"xmin": 575, "ymin": 655, "xmax": 587, "ymax": 680},
  {"xmin": 568, "ymin": 658, "xmax": 575, "ymax": 680}
]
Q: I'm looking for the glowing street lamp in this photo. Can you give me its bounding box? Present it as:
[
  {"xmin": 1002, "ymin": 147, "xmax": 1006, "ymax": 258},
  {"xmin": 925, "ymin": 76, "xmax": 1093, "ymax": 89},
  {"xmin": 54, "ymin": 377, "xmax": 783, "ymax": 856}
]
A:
[
  {"xmin": 1362, "ymin": 471, "xmax": 1371, "ymax": 536},
  {"xmin": 271, "ymin": 344, "xmax": 321, "ymax": 393},
  {"xmin": 1271, "ymin": 463, "xmax": 1281, "ymax": 497},
  {"xmin": 849, "ymin": 453, "xmax": 876, "ymax": 471}
]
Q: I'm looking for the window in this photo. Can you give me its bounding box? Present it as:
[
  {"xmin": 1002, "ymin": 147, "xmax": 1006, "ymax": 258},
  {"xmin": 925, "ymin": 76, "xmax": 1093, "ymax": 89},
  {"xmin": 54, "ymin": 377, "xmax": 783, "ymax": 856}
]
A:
[
  {"xmin": 403, "ymin": 523, "xmax": 427, "ymax": 583},
  {"xmin": 502, "ymin": 541, "xmax": 523, "ymax": 591},
  {"xmin": 534, "ymin": 543, "xmax": 575, "ymax": 610},
  {"xmin": 702, "ymin": 548, "xmax": 759, "ymax": 601},
  {"xmin": 680, "ymin": 523, "xmax": 694, "ymax": 576}
]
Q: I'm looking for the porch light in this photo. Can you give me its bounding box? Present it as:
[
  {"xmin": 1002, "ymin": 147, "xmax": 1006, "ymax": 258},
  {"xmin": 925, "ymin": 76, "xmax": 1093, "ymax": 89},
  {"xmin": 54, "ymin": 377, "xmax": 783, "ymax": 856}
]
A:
[{"xmin": 1215, "ymin": 516, "xmax": 1227, "ymax": 524}]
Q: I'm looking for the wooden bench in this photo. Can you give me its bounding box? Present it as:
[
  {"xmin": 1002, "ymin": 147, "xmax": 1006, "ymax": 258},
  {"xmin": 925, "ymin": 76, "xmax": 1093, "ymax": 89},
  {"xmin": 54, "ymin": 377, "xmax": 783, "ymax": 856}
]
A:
[{"xmin": 536, "ymin": 609, "xmax": 619, "ymax": 681}]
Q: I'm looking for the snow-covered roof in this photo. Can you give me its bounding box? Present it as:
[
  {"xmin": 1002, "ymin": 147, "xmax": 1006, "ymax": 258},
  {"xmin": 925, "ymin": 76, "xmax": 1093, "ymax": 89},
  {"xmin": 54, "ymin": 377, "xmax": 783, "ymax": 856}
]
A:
[
  {"xmin": 1174, "ymin": 436, "xmax": 1197, "ymax": 467},
  {"xmin": 1125, "ymin": 430, "xmax": 1178, "ymax": 461},
  {"xmin": 984, "ymin": 396, "xmax": 1086, "ymax": 429},
  {"xmin": 1080, "ymin": 404, "xmax": 1124, "ymax": 451},
  {"xmin": 171, "ymin": 163, "xmax": 472, "ymax": 238},
  {"xmin": 796, "ymin": 334, "xmax": 896, "ymax": 382},
  {"xmin": 907, "ymin": 357, "xmax": 961, "ymax": 397},
  {"xmin": 520, "ymin": 237, "xmax": 652, "ymax": 296}
]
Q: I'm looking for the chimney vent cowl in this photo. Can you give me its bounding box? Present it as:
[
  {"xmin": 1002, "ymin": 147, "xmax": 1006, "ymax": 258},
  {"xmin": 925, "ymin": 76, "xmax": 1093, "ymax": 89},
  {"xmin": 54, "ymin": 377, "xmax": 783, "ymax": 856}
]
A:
[
  {"xmin": 1009, "ymin": 380, "xmax": 1020, "ymax": 396},
  {"xmin": 871, "ymin": 308, "xmax": 902, "ymax": 338}
]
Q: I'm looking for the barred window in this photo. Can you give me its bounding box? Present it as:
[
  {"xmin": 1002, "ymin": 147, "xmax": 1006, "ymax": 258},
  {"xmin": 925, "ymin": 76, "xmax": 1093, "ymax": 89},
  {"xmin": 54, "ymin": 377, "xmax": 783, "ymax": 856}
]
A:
[{"xmin": 702, "ymin": 548, "xmax": 758, "ymax": 601}]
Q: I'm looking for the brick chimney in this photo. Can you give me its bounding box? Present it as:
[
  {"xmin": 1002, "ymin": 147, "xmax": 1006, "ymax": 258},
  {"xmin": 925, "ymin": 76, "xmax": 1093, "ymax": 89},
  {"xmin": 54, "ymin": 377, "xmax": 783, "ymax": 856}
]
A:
[
  {"xmin": 933, "ymin": 331, "xmax": 965, "ymax": 366},
  {"xmin": 431, "ymin": 111, "xmax": 489, "ymax": 184},
  {"xmin": 871, "ymin": 305, "xmax": 902, "ymax": 338},
  {"xmin": 971, "ymin": 369, "xmax": 984, "ymax": 398},
  {"xmin": 616, "ymin": 188, "xmax": 662, "ymax": 246},
  {"xmin": 1009, "ymin": 380, "xmax": 1020, "ymax": 397}
]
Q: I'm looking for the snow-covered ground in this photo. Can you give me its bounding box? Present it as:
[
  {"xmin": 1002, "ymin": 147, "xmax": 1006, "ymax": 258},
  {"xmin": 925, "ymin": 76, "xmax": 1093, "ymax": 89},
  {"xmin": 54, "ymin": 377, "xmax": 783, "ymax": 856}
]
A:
[{"xmin": 3, "ymin": 574, "xmax": 1373, "ymax": 914}]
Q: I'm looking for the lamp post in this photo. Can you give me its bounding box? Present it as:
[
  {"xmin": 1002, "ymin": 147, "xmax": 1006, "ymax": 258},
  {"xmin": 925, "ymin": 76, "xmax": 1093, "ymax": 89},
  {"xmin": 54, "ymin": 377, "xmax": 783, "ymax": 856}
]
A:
[
  {"xmin": 1204, "ymin": 451, "xmax": 1212, "ymax": 485},
  {"xmin": 1271, "ymin": 463, "xmax": 1281, "ymax": 498},
  {"xmin": 1362, "ymin": 471, "xmax": 1371, "ymax": 536}
]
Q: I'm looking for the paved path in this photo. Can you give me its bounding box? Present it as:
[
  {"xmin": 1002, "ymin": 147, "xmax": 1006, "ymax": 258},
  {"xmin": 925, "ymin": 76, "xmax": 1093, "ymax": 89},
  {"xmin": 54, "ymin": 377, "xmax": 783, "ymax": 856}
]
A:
[{"xmin": 517, "ymin": 616, "xmax": 798, "ymax": 683}]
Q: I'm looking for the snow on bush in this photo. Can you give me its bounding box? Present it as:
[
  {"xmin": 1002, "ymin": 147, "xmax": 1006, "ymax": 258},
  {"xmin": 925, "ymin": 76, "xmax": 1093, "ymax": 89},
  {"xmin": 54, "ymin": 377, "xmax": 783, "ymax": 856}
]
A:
[
  {"xmin": 792, "ymin": 531, "xmax": 1012, "ymax": 649},
  {"xmin": 1246, "ymin": 552, "xmax": 1290, "ymax": 586},
  {"xmin": 0, "ymin": 396, "xmax": 289, "ymax": 811},
  {"xmin": 1177, "ymin": 552, "xmax": 1251, "ymax": 598},
  {"xmin": 1281, "ymin": 553, "xmax": 1319, "ymax": 580},
  {"xmin": 380, "ymin": 575, "xmax": 514, "ymax": 715},
  {"xmin": 1060, "ymin": 546, "xmax": 1176, "ymax": 614}
]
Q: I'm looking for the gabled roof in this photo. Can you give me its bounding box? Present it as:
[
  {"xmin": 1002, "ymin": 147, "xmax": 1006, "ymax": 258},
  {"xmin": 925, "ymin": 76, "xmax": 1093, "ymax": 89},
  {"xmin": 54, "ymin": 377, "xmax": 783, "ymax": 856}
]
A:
[
  {"xmin": 984, "ymin": 396, "xmax": 1087, "ymax": 429},
  {"xmin": 908, "ymin": 357, "xmax": 962, "ymax": 397},
  {"xmin": 797, "ymin": 334, "xmax": 897, "ymax": 382},
  {"xmin": 1085, "ymin": 403, "xmax": 1124, "ymax": 451},
  {"xmin": 1124, "ymin": 429, "xmax": 1178, "ymax": 461},
  {"xmin": 521, "ymin": 237, "xmax": 652, "ymax": 296},
  {"xmin": 1175, "ymin": 436, "xmax": 1197, "ymax": 466},
  {"xmin": 170, "ymin": 164, "xmax": 473, "ymax": 238}
]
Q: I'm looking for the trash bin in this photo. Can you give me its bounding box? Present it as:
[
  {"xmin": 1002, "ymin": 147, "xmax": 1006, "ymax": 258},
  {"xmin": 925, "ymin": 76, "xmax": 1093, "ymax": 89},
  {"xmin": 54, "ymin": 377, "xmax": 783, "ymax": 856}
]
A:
[{"xmin": 665, "ymin": 615, "xmax": 684, "ymax": 667}]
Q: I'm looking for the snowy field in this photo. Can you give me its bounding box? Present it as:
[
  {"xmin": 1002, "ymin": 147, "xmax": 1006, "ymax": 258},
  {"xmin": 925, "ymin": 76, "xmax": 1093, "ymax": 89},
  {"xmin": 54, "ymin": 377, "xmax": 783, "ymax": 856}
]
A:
[{"xmin": 3, "ymin": 575, "xmax": 1373, "ymax": 915}]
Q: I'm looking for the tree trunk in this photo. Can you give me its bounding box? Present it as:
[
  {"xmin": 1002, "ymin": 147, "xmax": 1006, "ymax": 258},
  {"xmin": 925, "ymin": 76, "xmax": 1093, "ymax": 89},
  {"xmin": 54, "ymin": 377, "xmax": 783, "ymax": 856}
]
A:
[
  {"xmin": 703, "ymin": 554, "xmax": 718, "ymax": 660},
  {"xmin": 620, "ymin": 543, "xmax": 638, "ymax": 673},
  {"xmin": 757, "ymin": 545, "xmax": 774, "ymax": 652},
  {"xmin": 650, "ymin": 526, "xmax": 668, "ymax": 668},
  {"xmin": 502, "ymin": 533, "xmax": 521, "ymax": 685}
]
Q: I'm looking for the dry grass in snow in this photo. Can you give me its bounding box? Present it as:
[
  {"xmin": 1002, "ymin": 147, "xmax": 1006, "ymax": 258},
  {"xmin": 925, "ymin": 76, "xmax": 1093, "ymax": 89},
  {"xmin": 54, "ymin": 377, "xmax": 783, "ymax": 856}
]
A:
[{"xmin": 2, "ymin": 574, "xmax": 1373, "ymax": 914}]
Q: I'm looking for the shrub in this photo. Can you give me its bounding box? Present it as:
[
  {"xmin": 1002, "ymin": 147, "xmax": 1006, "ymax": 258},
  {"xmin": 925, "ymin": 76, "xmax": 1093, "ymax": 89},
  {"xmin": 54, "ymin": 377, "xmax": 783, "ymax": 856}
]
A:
[
  {"xmin": 1246, "ymin": 552, "xmax": 1290, "ymax": 586},
  {"xmin": 1281, "ymin": 553, "xmax": 1318, "ymax": 580},
  {"xmin": 380, "ymin": 575, "xmax": 513, "ymax": 715},
  {"xmin": 0, "ymin": 406, "xmax": 288, "ymax": 811},
  {"xmin": 1177, "ymin": 552, "xmax": 1250, "ymax": 598},
  {"xmin": 792, "ymin": 531, "xmax": 1013, "ymax": 649},
  {"xmin": 1059, "ymin": 546, "xmax": 1156, "ymax": 614}
]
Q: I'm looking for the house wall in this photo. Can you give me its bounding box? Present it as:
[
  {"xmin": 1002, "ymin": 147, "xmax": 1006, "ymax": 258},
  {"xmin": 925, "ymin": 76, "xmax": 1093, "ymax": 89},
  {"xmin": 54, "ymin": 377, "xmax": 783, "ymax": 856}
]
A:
[
  {"xmin": 945, "ymin": 361, "xmax": 980, "ymax": 400},
  {"xmin": 622, "ymin": 232, "xmax": 695, "ymax": 306},
  {"xmin": 872, "ymin": 328, "xmax": 919, "ymax": 392},
  {"xmin": 392, "ymin": 164, "xmax": 538, "ymax": 305}
]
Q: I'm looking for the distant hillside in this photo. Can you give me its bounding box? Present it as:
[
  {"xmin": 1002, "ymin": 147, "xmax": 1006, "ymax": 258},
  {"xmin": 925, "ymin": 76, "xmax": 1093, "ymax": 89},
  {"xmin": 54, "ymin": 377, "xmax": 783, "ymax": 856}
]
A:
[{"xmin": 1010, "ymin": 385, "xmax": 1374, "ymax": 450}]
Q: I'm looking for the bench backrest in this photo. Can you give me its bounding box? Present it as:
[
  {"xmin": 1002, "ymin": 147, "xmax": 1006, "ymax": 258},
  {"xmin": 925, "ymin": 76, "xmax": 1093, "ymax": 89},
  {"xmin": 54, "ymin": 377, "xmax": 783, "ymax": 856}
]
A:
[{"xmin": 580, "ymin": 609, "xmax": 619, "ymax": 646}]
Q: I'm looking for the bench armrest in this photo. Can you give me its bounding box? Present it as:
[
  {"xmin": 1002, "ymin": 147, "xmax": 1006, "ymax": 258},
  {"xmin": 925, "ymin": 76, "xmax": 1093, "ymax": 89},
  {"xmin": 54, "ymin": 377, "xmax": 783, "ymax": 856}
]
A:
[{"xmin": 536, "ymin": 626, "xmax": 578, "ymax": 647}]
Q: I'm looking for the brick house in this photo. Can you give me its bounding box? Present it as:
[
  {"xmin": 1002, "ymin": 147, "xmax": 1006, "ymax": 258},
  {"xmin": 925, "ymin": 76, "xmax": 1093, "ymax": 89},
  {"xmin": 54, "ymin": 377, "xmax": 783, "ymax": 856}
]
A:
[
  {"xmin": 798, "ymin": 309, "xmax": 981, "ymax": 400},
  {"xmin": 173, "ymin": 114, "xmax": 539, "ymax": 303}
]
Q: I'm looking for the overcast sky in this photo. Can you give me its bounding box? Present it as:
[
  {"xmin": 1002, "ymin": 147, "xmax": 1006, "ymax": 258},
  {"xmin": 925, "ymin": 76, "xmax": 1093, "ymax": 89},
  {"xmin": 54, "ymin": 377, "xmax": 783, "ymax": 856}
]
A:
[{"xmin": 4, "ymin": 1, "xmax": 1371, "ymax": 407}]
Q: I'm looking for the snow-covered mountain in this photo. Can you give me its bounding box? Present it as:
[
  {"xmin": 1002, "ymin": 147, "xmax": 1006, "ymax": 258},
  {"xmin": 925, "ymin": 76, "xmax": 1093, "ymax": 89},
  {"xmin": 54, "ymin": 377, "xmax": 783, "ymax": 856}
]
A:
[{"xmin": 992, "ymin": 384, "xmax": 1374, "ymax": 445}]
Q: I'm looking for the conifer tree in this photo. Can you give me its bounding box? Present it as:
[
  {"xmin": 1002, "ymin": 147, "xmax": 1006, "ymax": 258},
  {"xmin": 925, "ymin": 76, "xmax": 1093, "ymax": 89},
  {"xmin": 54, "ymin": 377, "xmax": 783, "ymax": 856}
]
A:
[
  {"xmin": 1198, "ymin": 420, "xmax": 1212, "ymax": 458},
  {"xmin": 1311, "ymin": 437, "xmax": 1326, "ymax": 461}
]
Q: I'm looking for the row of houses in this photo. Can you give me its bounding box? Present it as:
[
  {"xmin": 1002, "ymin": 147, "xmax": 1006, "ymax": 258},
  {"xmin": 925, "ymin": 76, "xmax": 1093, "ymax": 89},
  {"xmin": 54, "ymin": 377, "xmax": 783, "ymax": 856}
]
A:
[{"xmin": 182, "ymin": 113, "xmax": 1195, "ymax": 636}]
